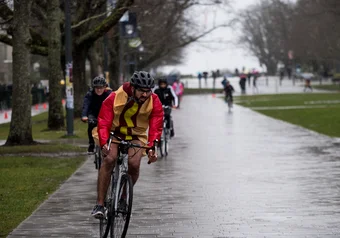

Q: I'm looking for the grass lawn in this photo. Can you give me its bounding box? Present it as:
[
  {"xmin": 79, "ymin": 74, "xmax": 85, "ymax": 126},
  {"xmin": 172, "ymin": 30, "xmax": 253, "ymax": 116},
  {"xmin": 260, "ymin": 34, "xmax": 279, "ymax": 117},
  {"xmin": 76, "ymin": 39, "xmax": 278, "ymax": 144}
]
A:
[
  {"xmin": 0, "ymin": 112, "xmax": 88, "ymax": 141},
  {"xmin": 183, "ymin": 88, "xmax": 222, "ymax": 94},
  {"xmin": 314, "ymin": 84, "xmax": 340, "ymax": 91},
  {"xmin": 0, "ymin": 156, "xmax": 86, "ymax": 237},
  {"xmin": 235, "ymin": 93, "xmax": 340, "ymax": 137},
  {"xmin": 0, "ymin": 143, "xmax": 85, "ymax": 154}
]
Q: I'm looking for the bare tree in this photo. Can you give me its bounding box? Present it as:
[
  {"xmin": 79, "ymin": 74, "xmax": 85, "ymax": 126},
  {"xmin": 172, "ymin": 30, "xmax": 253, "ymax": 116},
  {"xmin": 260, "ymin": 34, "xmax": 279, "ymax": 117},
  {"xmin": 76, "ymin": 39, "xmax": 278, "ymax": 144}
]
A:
[
  {"xmin": 290, "ymin": 0, "xmax": 340, "ymax": 72},
  {"xmin": 238, "ymin": 0, "xmax": 294, "ymax": 74},
  {"xmin": 0, "ymin": 0, "xmax": 135, "ymax": 118}
]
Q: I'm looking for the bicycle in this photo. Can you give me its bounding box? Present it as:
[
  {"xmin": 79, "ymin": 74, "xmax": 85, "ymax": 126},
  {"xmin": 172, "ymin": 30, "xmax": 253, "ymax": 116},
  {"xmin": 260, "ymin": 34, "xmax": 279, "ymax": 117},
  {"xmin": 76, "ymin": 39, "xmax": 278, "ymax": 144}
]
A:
[
  {"xmin": 225, "ymin": 94, "xmax": 233, "ymax": 111},
  {"xmin": 88, "ymin": 118, "xmax": 102, "ymax": 170},
  {"xmin": 159, "ymin": 105, "xmax": 171, "ymax": 157},
  {"xmin": 99, "ymin": 132, "xmax": 157, "ymax": 238}
]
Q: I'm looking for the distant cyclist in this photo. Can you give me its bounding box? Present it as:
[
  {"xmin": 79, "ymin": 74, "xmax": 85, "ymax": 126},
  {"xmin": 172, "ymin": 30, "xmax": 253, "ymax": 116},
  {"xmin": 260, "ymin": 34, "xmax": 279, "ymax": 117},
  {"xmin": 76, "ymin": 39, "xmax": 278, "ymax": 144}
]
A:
[
  {"xmin": 81, "ymin": 76, "xmax": 112, "ymax": 154},
  {"xmin": 154, "ymin": 77, "xmax": 178, "ymax": 137},
  {"xmin": 224, "ymin": 80, "xmax": 235, "ymax": 104}
]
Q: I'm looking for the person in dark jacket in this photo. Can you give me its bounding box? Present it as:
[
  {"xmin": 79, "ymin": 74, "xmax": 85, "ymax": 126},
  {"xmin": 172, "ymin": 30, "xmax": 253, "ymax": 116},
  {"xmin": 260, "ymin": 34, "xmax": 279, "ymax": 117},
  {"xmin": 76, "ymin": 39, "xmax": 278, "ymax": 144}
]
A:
[
  {"xmin": 81, "ymin": 76, "xmax": 112, "ymax": 153},
  {"xmin": 224, "ymin": 80, "xmax": 235, "ymax": 103},
  {"xmin": 153, "ymin": 77, "xmax": 178, "ymax": 137}
]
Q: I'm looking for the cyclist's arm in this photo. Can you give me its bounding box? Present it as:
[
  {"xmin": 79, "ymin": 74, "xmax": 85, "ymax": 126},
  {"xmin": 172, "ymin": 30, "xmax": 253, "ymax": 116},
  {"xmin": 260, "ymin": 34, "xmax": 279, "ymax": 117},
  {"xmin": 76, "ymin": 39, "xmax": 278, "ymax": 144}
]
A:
[
  {"xmin": 97, "ymin": 92, "xmax": 116, "ymax": 147},
  {"xmin": 81, "ymin": 91, "xmax": 92, "ymax": 118},
  {"xmin": 148, "ymin": 94, "xmax": 164, "ymax": 146},
  {"xmin": 169, "ymin": 86, "xmax": 178, "ymax": 107}
]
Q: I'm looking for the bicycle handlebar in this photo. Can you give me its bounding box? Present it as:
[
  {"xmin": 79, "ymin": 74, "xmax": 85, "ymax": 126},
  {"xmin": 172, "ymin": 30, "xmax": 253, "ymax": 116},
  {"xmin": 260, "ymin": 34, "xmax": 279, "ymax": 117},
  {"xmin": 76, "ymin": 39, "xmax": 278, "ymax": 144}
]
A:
[{"xmin": 107, "ymin": 132, "xmax": 158, "ymax": 164}]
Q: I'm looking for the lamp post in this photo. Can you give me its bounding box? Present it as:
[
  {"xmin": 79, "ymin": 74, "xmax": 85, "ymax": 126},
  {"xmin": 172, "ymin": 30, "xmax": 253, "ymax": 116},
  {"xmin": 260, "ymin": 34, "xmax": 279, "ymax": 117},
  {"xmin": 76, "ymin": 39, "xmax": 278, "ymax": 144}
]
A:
[
  {"xmin": 119, "ymin": 12, "xmax": 138, "ymax": 83},
  {"xmin": 64, "ymin": 0, "xmax": 74, "ymax": 136}
]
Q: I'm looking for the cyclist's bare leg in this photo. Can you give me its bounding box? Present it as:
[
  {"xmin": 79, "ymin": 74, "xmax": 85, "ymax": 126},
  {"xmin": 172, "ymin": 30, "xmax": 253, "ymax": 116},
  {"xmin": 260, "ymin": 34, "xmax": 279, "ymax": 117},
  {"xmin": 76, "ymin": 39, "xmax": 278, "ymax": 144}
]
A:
[
  {"xmin": 97, "ymin": 143, "xmax": 118, "ymax": 205},
  {"xmin": 127, "ymin": 140, "xmax": 144, "ymax": 185}
]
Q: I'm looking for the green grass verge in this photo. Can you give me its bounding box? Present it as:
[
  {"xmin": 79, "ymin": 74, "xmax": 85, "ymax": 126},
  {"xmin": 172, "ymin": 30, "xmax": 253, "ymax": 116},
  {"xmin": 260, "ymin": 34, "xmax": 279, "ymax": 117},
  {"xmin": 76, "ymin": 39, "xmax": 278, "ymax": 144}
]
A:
[
  {"xmin": 235, "ymin": 93, "xmax": 340, "ymax": 107},
  {"xmin": 0, "ymin": 156, "xmax": 86, "ymax": 237},
  {"xmin": 235, "ymin": 93, "xmax": 340, "ymax": 137},
  {"xmin": 0, "ymin": 143, "xmax": 84, "ymax": 155},
  {"xmin": 184, "ymin": 88, "xmax": 222, "ymax": 94},
  {"xmin": 314, "ymin": 84, "xmax": 340, "ymax": 91},
  {"xmin": 0, "ymin": 112, "xmax": 88, "ymax": 140}
]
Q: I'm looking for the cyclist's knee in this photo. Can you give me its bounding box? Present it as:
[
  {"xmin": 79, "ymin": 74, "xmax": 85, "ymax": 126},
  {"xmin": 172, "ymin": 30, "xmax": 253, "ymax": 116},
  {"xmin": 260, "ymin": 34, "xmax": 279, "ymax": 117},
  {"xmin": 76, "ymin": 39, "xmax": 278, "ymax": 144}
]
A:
[
  {"xmin": 102, "ymin": 153, "xmax": 117, "ymax": 166},
  {"xmin": 129, "ymin": 157, "xmax": 141, "ymax": 171}
]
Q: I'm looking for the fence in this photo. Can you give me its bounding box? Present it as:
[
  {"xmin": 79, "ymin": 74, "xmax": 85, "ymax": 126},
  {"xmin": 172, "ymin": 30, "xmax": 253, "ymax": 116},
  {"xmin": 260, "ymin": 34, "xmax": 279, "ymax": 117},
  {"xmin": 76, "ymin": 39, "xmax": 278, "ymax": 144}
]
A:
[{"xmin": 0, "ymin": 85, "xmax": 48, "ymax": 111}]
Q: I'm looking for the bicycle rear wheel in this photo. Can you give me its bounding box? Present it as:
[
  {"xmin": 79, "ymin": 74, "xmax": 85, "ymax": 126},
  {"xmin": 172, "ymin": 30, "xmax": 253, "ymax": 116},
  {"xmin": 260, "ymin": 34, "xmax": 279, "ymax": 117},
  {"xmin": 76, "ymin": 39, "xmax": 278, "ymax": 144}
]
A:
[
  {"xmin": 112, "ymin": 174, "xmax": 133, "ymax": 238},
  {"xmin": 160, "ymin": 129, "xmax": 168, "ymax": 157}
]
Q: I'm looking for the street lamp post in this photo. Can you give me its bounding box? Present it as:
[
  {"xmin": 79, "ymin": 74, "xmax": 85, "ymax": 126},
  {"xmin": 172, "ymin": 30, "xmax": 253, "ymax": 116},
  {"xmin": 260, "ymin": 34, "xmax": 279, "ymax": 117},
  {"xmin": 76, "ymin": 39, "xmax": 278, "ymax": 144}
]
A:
[{"xmin": 64, "ymin": 0, "xmax": 74, "ymax": 136}]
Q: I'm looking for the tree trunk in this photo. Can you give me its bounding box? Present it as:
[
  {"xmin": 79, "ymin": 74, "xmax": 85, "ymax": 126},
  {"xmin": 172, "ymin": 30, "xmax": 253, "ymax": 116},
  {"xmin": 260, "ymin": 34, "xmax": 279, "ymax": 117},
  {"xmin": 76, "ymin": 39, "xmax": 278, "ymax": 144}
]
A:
[
  {"xmin": 88, "ymin": 42, "xmax": 101, "ymax": 80},
  {"xmin": 266, "ymin": 61, "xmax": 278, "ymax": 75},
  {"xmin": 47, "ymin": 0, "xmax": 65, "ymax": 130},
  {"xmin": 5, "ymin": 0, "xmax": 35, "ymax": 145},
  {"xmin": 73, "ymin": 45, "xmax": 89, "ymax": 117}
]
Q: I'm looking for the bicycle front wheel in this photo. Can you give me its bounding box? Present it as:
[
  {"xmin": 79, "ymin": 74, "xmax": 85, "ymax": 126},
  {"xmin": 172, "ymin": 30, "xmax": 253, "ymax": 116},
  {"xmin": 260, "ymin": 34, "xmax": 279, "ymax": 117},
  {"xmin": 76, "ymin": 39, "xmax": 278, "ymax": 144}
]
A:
[
  {"xmin": 100, "ymin": 174, "xmax": 114, "ymax": 238},
  {"xmin": 112, "ymin": 174, "xmax": 133, "ymax": 238},
  {"xmin": 95, "ymin": 145, "xmax": 102, "ymax": 170}
]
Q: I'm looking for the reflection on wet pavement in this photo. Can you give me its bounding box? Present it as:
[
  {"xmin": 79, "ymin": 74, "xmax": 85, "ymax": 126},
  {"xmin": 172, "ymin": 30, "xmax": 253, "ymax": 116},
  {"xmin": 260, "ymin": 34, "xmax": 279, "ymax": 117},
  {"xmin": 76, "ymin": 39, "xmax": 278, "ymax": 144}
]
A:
[{"xmin": 8, "ymin": 94, "xmax": 340, "ymax": 237}]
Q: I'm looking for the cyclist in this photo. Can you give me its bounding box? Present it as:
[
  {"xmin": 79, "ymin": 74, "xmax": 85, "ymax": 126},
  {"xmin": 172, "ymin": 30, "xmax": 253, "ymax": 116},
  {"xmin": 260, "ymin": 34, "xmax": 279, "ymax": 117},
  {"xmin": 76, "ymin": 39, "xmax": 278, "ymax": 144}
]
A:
[
  {"xmin": 81, "ymin": 76, "xmax": 112, "ymax": 154},
  {"xmin": 91, "ymin": 71, "xmax": 163, "ymax": 218},
  {"xmin": 224, "ymin": 80, "xmax": 235, "ymax": 104},
  {"xmin": 153, "ymin": 77, "xmax": 178, "ymax": 137}
]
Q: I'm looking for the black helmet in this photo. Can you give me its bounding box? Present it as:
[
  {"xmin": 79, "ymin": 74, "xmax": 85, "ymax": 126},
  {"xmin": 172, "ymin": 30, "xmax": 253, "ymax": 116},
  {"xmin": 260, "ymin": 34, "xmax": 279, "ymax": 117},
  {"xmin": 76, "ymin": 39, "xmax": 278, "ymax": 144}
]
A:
[
  {"xmin": 92, "ymin": 76, "xmax": 106, "ymax": 87},
  {"xmin": 130, "ymin": 71, "xmax": 155, "ymax": 88},
  {"xmin": 157, "ymin": 77, "xmax": 168, "ymax": 85}
]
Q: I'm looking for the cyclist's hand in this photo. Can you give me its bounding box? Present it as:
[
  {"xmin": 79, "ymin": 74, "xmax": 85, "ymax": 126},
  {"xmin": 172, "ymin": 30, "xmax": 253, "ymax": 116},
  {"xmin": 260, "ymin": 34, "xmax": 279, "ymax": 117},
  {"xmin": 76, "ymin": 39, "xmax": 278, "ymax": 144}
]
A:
[
  {"xmin": 81, "ymin": 116, "xmax": 88, "ymax": 122},
  {"xmin": 101, "ymin": 144, "xmax": 109, "ymax": 157},
  {"xmin": 147, "ymin": 149, "xmax": 157, "ymax": 163}
]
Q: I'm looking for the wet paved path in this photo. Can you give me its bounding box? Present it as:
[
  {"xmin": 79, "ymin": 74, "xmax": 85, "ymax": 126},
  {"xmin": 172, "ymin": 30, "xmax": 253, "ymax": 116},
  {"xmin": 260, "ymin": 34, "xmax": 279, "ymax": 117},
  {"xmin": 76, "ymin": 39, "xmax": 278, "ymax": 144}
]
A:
[{"xmin": 8, "ymin": 95, "xmax": 340, "ymax": 237}]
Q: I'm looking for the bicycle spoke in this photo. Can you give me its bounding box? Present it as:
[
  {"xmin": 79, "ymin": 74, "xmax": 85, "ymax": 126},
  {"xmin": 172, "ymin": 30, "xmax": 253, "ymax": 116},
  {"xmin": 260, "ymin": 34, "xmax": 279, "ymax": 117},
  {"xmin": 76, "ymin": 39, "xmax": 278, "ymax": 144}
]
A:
[{"xmin": 112, "ymin": 174, "xmax": 133, "ymax": 238}]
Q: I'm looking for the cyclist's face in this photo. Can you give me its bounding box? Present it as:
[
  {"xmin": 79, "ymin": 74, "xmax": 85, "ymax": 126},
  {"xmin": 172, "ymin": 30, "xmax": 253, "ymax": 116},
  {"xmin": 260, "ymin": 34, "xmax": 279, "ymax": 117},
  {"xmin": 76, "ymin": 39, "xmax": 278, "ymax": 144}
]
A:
[
  {"xmin": 134, "ymin": 87, "xmax": 152, "ymax": 102},
  {"xmin": 159, "ymin": 82, "xmax": 167, "ymax": 88},
  {"xmin": 94, "ymin": 86, "xmax": 105, "ymax": 95}
]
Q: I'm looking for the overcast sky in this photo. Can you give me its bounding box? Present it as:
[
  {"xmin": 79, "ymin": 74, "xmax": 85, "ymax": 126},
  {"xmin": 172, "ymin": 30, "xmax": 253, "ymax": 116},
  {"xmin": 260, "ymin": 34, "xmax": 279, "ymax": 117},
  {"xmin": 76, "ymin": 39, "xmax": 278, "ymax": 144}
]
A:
[{"xmin": 160, "ymin": 0, "xmax": 263, "ymax": 75}]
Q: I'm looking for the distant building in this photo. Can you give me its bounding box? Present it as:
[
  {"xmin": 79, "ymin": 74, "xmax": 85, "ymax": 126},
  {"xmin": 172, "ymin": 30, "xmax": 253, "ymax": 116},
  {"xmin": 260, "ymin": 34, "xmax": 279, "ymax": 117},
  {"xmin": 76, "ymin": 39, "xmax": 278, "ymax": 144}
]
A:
[{"xmin": 0, "ymin": 42, "xmax": 12, "ymax": 85}]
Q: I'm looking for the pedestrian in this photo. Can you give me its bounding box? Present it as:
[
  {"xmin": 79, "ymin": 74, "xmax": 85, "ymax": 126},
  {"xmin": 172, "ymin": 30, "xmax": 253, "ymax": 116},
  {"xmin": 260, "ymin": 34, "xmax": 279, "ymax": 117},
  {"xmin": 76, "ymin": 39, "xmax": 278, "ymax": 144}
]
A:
[
  {"xmin": 198, "ymin": 72, "xmax": 202, "ymax": 89},
  {"xmin": 247, "ymin": 69, "xmax": 251, "ymax": 87},
  {"xmin": 304, "ymin": 78, "xmax": 313, "ymax": 92},
  {"xmin": 221, "ymin": 76, "xmax": 228, "ymax": 88},
  {"xmin": 252, "ymin": 69, "xmax": 259, "ymax": 93},
  {"xmin": 239, "ymin": 71, "xmax": 247, "ymax": 94},
  {"xmin": 172, "ymin": 78, "xmax": 184, "ymax": 108},
  {"xmin": 203, "ymin": 71, "xmax": 208, "ymax": 87},
  {"xmin": 212, "ymin": 70, "xmax": 217, "ymax": 92}
]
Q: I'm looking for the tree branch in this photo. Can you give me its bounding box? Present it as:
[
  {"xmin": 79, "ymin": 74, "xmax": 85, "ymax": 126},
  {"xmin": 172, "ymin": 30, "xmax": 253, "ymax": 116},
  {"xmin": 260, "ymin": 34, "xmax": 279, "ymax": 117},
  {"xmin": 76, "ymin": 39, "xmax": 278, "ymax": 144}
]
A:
[
  {"xmin": 0, "ymin": 3, "xmax": 13, "ymax": 21},
  {"xmin": 72, "ymin": 10, "xmax": 107, "ymax": 30},
  {"xmin": 0, "ymin": 33, "xmax": 12, "ymax": 45},
  {"xmin": 29, "ymin": 44, "xmax": 48, "ymax": 55},
  {"xmin": 76, "ymin": 0, "xmax": 134, "ymax": 46},
  {"xmin": 141, "ymin": 23, "xmax": 231, "ymax": 68}
]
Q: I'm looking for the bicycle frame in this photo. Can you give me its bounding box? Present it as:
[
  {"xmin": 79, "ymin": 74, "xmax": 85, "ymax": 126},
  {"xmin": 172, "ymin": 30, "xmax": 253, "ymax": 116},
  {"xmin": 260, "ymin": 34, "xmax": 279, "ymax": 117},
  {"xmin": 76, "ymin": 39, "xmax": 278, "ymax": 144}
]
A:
[
  {"xmin": 111, "ymin": 144, "xmax": 129, "ymax": 216},
  {"xmin": 106, "ymin": 131, "xmax": 158, "ymax": 212}
]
